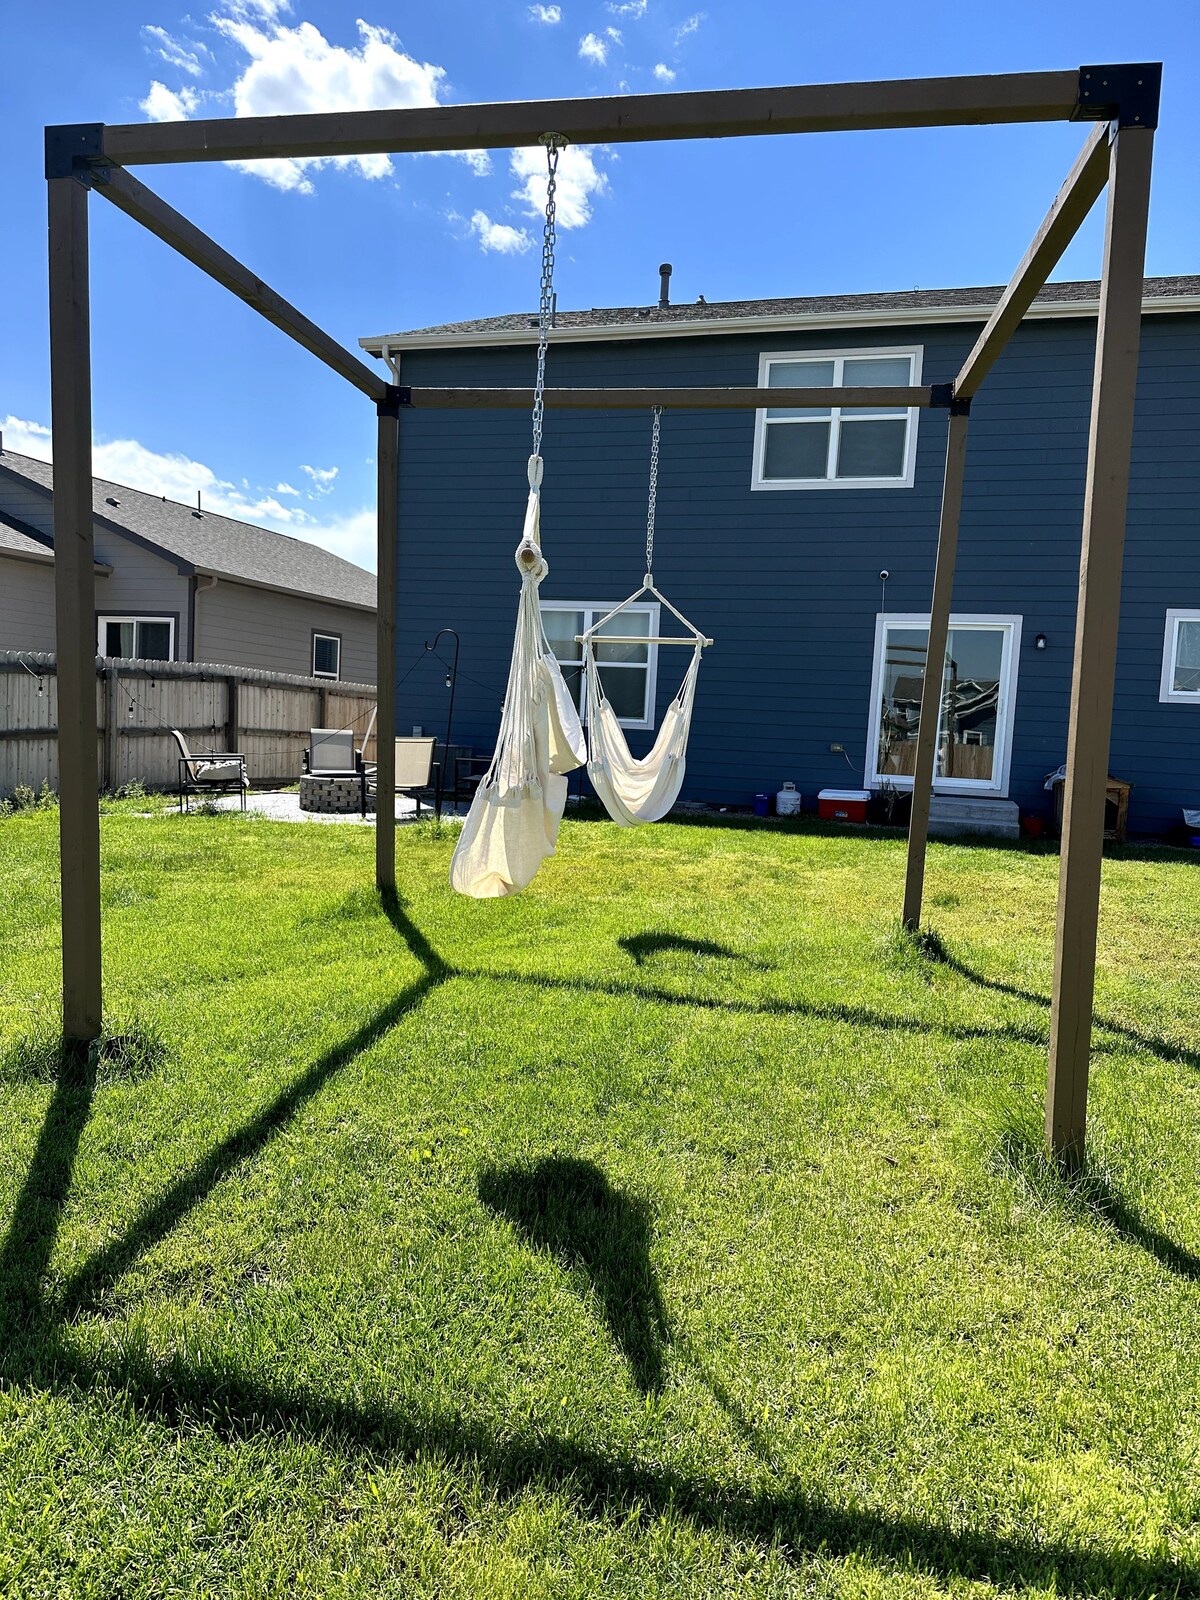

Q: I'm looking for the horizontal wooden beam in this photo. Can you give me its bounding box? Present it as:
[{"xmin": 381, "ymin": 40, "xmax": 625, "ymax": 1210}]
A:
[
  {"xmin": 96, "ymin": 72, "xmax": 1081, "ymax": 168},
  {"xmin": 955, "ymin": 121, "xmax": 1112, "ymax": 400},
  {"xmin": 399, "ymin": 385, "xmax": 935, "ymax": 410},
  {"xmin": 95, "ymin": 165, "xmax": 389, "ymax": 401}
]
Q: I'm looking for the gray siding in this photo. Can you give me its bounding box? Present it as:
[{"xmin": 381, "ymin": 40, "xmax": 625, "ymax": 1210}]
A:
[
  {"xmin": 90, "ymin": 528, "xmax": 191, "ymax": 657},
  {"xmin": 392, "ymin": 311, "xmax": 1200, "ymax": 837},
  {"xmin": 195, "ymin": 579, "xmax": 375, "ymax": 682},
  {"xmin": 0, "ymin": 555, "xmax": 60, "ymax": 653}
]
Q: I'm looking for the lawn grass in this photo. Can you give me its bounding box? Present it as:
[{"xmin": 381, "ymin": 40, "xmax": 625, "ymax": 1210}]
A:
[{"xmin": 1, "ymin": 807, "xmax": 1199, "ymax": 1597}]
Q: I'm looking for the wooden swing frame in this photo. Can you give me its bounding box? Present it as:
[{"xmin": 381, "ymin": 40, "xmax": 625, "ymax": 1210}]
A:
[{"xmin": 45, "ymin": 62, "xmax": 1161, "ymax": 1164}]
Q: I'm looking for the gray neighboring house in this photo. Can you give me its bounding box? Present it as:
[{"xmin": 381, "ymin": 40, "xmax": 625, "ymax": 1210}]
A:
[{"xmin": 0, "ymin": 444, "xmax": 376, "ymax": 680}]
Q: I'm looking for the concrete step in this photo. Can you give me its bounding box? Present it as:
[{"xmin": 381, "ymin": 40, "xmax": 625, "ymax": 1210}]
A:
[{"xmin": 927, "ymin": 795, "xmax": 1021, "ymax": 840}]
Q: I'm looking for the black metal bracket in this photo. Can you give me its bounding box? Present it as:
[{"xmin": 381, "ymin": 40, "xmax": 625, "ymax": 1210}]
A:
[
  {"xmin": 377, "ymin": 385, "xmax": 412, "ymax": 417},
  {"xmin": 1073, "ymin": 63, "xmax": 1161, "ymax": 130},
  {"xmin": 45, "ymin": 123, "xmax": 108, "ymax": 182},
  {"xmin": 930, "ymin": 383, "xmax": 970, "ymax": 415}
]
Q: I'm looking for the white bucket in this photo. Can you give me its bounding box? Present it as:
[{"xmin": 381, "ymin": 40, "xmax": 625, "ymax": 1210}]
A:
[{"xmin": 776, "ymin": 781, "xmax": 802, "ymax": 817}]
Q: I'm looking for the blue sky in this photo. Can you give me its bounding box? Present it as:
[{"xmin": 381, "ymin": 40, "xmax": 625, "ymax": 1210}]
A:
[{"xmin": 1, "ymin": 0, "xmax": 1196, "ymax": 570}]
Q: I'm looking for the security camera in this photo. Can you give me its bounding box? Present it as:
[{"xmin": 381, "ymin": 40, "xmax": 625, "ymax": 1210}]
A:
[{"xmin": 879, "ymin": 569, "xmax": 890, "ymax": 581}]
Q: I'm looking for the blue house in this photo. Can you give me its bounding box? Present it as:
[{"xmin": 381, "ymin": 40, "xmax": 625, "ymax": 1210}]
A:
[{"xmin": 361, "ymin": 275, "xmax": 1200, "ymax": 838}]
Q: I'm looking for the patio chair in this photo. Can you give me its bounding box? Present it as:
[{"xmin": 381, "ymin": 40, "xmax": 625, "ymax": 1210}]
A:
[
  {"xmin": 361, "ymin": 736, "xmax": 437, "ymax": 818},
  {"xmin": 303, "ymin": 727, "xmax": 358, "ymax": 777},
  {"xmin": 171, "ymin": 728, "xmax": 248, "ymax": 814}
]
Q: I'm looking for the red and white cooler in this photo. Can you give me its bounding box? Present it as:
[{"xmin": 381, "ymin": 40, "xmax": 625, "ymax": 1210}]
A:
[{"xmin": 817, "ymin": 788, "xmax": 870, "ymax": 823}]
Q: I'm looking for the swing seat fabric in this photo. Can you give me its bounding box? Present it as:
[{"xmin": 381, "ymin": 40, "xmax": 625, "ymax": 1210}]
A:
[
  {"xmin": 585, "ymin": 642, "xmax": 701, "ymax": 826},
  {"xmin": 450, "ymin": 489, "xmax": 586, "ymax": 898}
]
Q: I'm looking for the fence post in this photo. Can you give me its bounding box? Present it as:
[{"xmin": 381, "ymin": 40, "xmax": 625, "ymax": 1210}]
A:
[
  {"xmin": 225, "ymin": 675, "xmax": 240, "ymax": 755},
  {"xmin": 103, "ymin": 664, "xmax": 120, "ymax": 791},
  {"xmin": 317, "ymin": 685, "xmax": 328, "ymax": 727}
]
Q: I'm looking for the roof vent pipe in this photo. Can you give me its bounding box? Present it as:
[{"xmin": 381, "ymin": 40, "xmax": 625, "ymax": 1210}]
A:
[{"xmin": 658, "ymin": 262, "xmax": 672, "ymax": 309}]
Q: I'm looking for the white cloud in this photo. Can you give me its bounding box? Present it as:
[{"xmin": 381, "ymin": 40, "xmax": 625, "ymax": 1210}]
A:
[
  {"xmin": 142, "ymin": 25, "xmax": 206, "ymax": 77},
  {"xmin": 652, "ymin": 62, "xmax": 675, "ymax": 82},
  {"xmin": 2, "ymin": 416, "xmax": 52, "ymax": 458},
  {"xmin": 140, "ymin": 81, "xmax": 200, "ymax": 122},
  {"xmin": 295, "ymin": 506, "xmax": 376, "ymax": 569},
  {"xmin": 163, "ymin": 14, "xmax": 458, "ymax": 194},
  {"xmin": 510, "ymin": 143, "xmax": 609, "ymax": 229},
  {"xmin": 578, "ymin": 31, "xmax": 608, "ymax": 65},
  {"xmin": 302, "ymin": 464, "xmax": 339, "ymax": 493},
  {"xmin": 469, "ymin": 210, "xmax": 532, "ymax": 254},
  {"xmin": 674, "ymin": 11, "xmax": 704, "ymax": 41},
  {"xmin": 608, "ymin": 0, "xmax": 647, "ymax": 13},
  {"xmin": 1, "ymin": 414, "xmax": 379, "ymax": 569},
  {"xmin": 528, "ymin": 3, "xmax": 562, "ymax": 20},
  {"xmin": 605, "ymin": 25, "xmax": 622, "ymax": 42}
]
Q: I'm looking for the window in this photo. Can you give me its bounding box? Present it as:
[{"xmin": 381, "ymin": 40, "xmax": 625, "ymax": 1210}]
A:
[
  {"xmin": 866, "ymin": 614, "xmax": 1022, "ymax": 796},
  {"xmin": 312, "ymin": 632, "xmax": 341, "ymax": 679},
  {"xmin": 752, "ymin": 347, "xmax": 922, "ymax": 490},
  {"xmin": 541, "ymin": 601, "xmax": 660, "ymax": 730},
  {"xmin": 1160, "ymin": 611, "xmax": 1200, "ymax": 703},
  {"xmin": 97, "ymin": 615, "xmax": 174, "ymax": 661}
]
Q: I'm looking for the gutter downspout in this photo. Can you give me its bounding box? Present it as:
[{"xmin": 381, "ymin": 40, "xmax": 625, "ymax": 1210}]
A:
[
  {"xmin": 380, "ymin": 341, "xmax": 402, "ymax": 385},
  {"xmin": 191, "ymin": 572, "xmax": 218, "ymax": 662}
]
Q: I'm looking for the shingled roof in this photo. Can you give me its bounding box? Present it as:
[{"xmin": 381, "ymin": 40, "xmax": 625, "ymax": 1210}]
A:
[
  {"xmin": 0, "ymin": 448, "xmax": 375, "ymax": 611},
  {"xmin": 362, "ymin": 275, "xmax": 1200, "ymax": 351}
]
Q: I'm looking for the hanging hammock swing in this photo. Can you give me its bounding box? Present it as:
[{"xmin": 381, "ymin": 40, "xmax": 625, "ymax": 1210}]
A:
[
  {"xmin": 580, "ymin": 403, "xmax": 712, "ymax": 827},
  {"xmin": 449, "ymin": 135, "xmax": 711, "ymax": 899}
]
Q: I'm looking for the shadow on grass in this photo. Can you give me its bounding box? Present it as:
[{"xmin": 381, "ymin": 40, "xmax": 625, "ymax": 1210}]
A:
[
  {"xmin": 619, "ymin": 932, "xmax": 767, "ymax": 969},
  {"xmin": 479, "ymin": 1155, "xmax": 670, "ymax": 1393},
  {"xmin": 462, "ymin": 965, "xmax": 1050, "ymax": 1051},
  {"xmin": 2, "ymin": 894, "xmax": 1197, "ymax": 1593},
  {"xmin": 9, "ymin": 1334, "xmax": 1195, "ymax": 1598},
  {"xmin": 920, "ymin": 940, "xmax": 1200, "ymax": 1073},
  {"xmin": 996, "ymin": 1117, "xmax": 1200, "ymax": 1282}
]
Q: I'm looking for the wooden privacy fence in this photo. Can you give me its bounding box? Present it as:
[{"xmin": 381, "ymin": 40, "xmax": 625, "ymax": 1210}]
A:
[{"xmin": 0, "ymin": 651, "xmax": 376, "ymax": 796}]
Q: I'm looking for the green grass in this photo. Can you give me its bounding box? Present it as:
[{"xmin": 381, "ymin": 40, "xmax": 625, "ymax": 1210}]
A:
[{"xmin": 1, "ymin": 807, "xmax": 1199, "ymax": 1598}]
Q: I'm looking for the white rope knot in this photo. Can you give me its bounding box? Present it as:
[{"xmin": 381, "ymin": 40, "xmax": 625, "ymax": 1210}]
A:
[{"xmin": 527, "ymin": 454, "xmax": 544, "ymax": 490}]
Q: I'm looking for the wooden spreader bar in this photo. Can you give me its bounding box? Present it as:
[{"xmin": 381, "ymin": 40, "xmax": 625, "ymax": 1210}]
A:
[
  {"xmin": 93, "ymin": 71, "xmax": 1083, "ymax": 168},
  {"xmin": 397, "ymin": 385, "xmax": 935, "ymax": 411}
]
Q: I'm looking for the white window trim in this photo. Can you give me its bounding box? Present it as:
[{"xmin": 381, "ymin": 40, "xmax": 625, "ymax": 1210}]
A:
[
  {"xmin": 541, "ymin": 600, "xmax": 661, "ymax": 730},
  {"xmin": 312, "ymin": 632, "xmax": 342, "ymax": 680},
  {"xmin": 97, "ymin": 614, "xmax": 176, "ymax": 660},
  {"xmin": 1159, "ymin": 610, "xmax": 1200, "ymax": 703},
  {"xmin": 751, "ymin": 345, "xmax": 923, "ymax": 492},
  {"xmin": 865, "ymin": 613, "xmax": 1023, "ymax": 798}
]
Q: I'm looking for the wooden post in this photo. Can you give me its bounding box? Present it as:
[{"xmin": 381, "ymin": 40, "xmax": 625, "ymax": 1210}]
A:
[
  {"xmin": 225, "ymin": 674, "xmax": 240, "ymax": 755},
  {"xmin": 902, "ymin": 408, "xmax": 970, "ymax": 930},
  {"xmin": 375, "ymin": 400, "xmax": 399, "ymax": 891},
  {"xmin": 49, "ymin": 174, "xmax": 102, "ymax": 1044},
  {"xmin": 1047, "ymin": 126, "xmax": 1154, "ymax": 1167},
  {"xmin": 103, "ymin": 665, "xmax": 120, "ymax": 791}
]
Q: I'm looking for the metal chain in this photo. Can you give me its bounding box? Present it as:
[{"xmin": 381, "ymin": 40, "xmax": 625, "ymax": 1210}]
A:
[
  {"xmin": 530, "ymin": 134, "xmax": 565, "ymax": 463},
  {"xmin": 645, "ymin": 405, "xmax": 662, "ymax": 579}
]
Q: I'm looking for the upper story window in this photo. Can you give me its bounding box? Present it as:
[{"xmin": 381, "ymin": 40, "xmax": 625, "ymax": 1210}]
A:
[
  {"xmin": 752, "ymin": 347, "xmax": 922, "ymax": 491},
  {"xmin": 1160, "ymin": 611, "xmax": 1200, "ymax": 703},
  {"xmin": 541, "ymin": 601, "xmax": 660, "ymax": 730},
  {"xmin": 312, "ymin": 631, "xmax": 341, "ymax": 679},
  {"xmin": 98, "ymin": 615, "xmax": 174, "ymax": 662}
]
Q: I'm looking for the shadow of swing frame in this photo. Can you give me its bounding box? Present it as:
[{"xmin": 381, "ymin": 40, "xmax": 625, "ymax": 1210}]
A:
[{"xmin": 45, "ymin": 63, "xmax": 1161, "ymax": 1164}]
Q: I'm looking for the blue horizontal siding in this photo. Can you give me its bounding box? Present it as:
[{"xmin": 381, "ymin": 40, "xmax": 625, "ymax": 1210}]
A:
[{"xmin": 392, "ymin": 312, "xmax": 1200, "ymax": 836}]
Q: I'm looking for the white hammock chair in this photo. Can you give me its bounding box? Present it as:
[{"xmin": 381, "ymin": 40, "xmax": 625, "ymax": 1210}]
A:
[
  {"xmin": 449, "ymin": 467, "xmax": 586, "ymax": 898},
  {"xmin": 580, "ymin": 407, "xmax": 711, "ymax": 827}
]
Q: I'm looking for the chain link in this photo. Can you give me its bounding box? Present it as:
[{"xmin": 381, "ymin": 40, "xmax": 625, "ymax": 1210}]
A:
[
  {"xmin": 645, "ymin": 405, "xmax": 662, "ymax": 579},
  {"xmin": 530, "ymin": 134, "xmax": 565, "ymax": 464}
]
